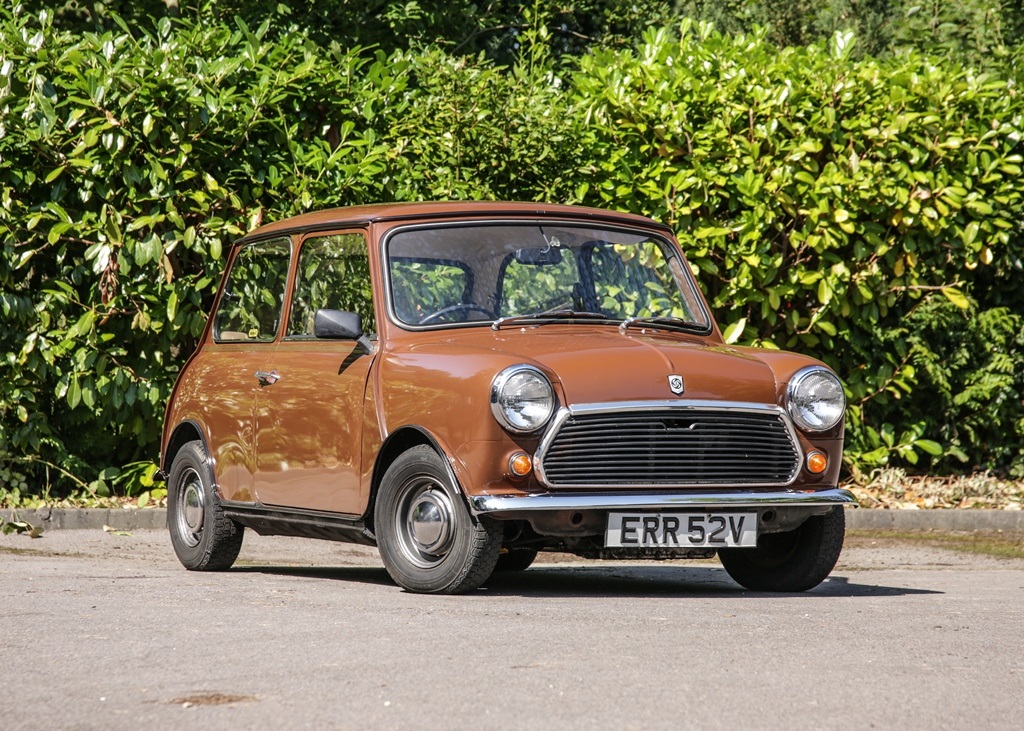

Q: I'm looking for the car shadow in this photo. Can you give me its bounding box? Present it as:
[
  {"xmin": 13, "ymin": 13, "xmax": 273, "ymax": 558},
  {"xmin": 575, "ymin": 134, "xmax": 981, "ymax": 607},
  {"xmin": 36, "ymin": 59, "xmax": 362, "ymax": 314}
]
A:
[
  {"xmin": 232, "ymin": 563, "xmax": 940, "ymax": 598},
  {"xmin": 481, "ymin": 566, "xmax": 939, "ymax": 598},
  {"xmin": 231, "ymin": 565, "xmax": 398, "ymax": 587}
]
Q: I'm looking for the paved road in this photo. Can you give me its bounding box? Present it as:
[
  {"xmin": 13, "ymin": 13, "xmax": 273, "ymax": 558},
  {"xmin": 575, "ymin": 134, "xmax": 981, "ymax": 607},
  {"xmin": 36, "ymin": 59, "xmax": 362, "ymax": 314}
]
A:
[{"xmin": 2, "ymin": 529, "xmax": 1022, "ymax": 730}]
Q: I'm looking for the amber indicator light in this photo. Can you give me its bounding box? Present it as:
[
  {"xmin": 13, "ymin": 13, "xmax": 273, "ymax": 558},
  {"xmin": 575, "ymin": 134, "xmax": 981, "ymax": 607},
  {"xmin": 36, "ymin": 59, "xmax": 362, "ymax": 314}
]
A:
[
  {"xmin": 806, "ymin": 451, "xmax": 828, "ymax": 474},
  {"xmin": 509, "ymin": 452, "xmax": 533, "ymax": 477}
]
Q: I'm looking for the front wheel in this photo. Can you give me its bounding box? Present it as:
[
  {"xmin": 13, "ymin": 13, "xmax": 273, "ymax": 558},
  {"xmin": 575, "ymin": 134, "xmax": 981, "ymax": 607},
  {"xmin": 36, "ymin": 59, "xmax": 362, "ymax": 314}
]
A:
[
  {"xmin": 718, "ymin": 506, "xmax": 845, "ymax": 592},
  {"xmin": 167, "ymin": 440, "xmax": 244, "ymax": 571},
  {"xmin": 375, "ymin": 445, "xmax": 501, "ymax": 594}
]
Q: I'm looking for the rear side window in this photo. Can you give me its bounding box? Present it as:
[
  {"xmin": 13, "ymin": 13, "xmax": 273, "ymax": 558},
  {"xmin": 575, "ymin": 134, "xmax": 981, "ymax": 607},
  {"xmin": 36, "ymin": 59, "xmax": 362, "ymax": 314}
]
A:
[
  {"xmin": 213, "ymin": 238, "xmax": 291, "ymax": 342},
  {"xmin": 287, "ymin": 233, "xmax": 373, "ymax": 337}
]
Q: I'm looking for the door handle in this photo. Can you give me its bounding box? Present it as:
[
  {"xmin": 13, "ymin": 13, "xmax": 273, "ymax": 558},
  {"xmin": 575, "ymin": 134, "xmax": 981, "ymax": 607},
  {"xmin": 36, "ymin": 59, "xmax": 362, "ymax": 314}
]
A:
[{"xmin": 254, "ymin": 370, "xmax": 280, "ymax": 387}]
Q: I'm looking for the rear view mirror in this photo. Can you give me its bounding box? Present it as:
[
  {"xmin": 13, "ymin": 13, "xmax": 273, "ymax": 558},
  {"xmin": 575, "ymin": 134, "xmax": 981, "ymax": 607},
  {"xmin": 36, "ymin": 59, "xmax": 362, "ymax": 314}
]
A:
[{"xmin": 513, "ymin": 246, "xmax": 563, "ymax": 265}]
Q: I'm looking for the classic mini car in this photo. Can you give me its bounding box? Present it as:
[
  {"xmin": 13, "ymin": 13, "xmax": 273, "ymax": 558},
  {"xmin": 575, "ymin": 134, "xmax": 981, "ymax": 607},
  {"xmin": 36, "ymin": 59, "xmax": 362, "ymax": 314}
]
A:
[{"xmin": 160, "ymin": 201, "xmax": 855, "ymax": 594}]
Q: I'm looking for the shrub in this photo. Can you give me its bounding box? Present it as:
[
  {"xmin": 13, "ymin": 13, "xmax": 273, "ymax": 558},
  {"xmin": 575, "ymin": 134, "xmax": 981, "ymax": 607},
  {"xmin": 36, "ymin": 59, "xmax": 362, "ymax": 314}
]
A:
[
  {"xmin": 2, "ymin": 8, "xmax": 1023, "ymax": 497},
  {"xmin": 572, "ymin": 22, "xmax": 1024, "ymax": 471},
  {"xmin": 0, "ymin": 6, "xmax": 573, "ymax": 496}
]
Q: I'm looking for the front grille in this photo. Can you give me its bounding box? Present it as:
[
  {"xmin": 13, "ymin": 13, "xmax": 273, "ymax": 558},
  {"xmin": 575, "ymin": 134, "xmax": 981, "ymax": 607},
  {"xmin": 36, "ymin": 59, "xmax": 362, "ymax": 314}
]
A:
[{"xmin": 538, "ymin": 408, "xmax": 800, "ymax": 487}]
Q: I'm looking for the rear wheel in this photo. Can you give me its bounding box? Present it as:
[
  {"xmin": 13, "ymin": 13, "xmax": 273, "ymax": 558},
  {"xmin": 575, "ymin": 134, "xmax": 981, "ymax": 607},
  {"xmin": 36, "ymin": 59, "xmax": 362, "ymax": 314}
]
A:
[
  {"xmin": 495, "ymin": 548, "xmax": 538, "ymax": 572},
  {"xmin": 718, "ymin": 507, "xmax": 845, "ymax": 592},
  {"xmin": 167, "ymin": 440, "xmax": 244, "ymax": 570},
  {"xmin": 375, "ymin": 445, "xmax": 501, "ymax": 594}
]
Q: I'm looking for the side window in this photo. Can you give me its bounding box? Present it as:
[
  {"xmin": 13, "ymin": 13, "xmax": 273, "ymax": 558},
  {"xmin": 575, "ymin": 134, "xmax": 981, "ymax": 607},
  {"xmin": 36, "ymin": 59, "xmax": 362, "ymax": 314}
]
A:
[
  {"xmin": 213, "ymin": 238, "xmax": 291, "ymax": 342},
  {"xmin": 287, "ymin": 233, "xmax": 373, "ymax": 337}
]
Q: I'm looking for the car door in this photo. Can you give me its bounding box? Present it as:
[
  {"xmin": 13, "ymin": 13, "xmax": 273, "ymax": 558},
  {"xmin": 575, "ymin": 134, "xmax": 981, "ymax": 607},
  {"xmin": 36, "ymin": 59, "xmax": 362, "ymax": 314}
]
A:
[
  {"xmin": 253, "ymin": 231, "xmax": 375, "ymax": 515},
  {"xmin": 200, "ymin": 236, "xmax": 292, "ymax": 503}
]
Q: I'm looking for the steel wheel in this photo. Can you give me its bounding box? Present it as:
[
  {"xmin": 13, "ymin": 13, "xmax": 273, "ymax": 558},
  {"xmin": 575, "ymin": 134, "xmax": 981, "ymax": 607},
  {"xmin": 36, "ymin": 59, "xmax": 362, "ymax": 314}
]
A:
[
  {"xmin": 393, "ymin": 476, "xmax": 458, "ymax": 569},
  {"xmin": 375, "ymin": 445, "xmax": 501, "ymax": 594},
  {"xmin": 173, "ymin": 466, "xmax": 205, "ymax": 549},
  {"xmin": 167, "ymin": 440, "xmax": 244, "ymax": 571}
]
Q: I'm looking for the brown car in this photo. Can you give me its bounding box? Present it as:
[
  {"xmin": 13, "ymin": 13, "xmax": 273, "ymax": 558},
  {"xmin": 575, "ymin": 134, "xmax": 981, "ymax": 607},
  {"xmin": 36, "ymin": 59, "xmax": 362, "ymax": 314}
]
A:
[{"xmin": 160, "ymin": 201, "xmax": 854, "ymax": 594}]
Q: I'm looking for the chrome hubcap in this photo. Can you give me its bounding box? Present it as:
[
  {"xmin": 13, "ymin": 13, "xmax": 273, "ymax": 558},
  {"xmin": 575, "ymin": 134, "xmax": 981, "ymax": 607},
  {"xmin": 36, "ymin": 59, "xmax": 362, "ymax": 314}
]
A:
[
  {"xmin": 175, "ymin": 468, "xmax": 205, "ymax": 548},
  {"xmin": 409, "ymin": 491, "xmax": 453, "ymax": 555},
  {"xmin": 396, "ymin": 478, "xmax": 456, "ymax": 568}
]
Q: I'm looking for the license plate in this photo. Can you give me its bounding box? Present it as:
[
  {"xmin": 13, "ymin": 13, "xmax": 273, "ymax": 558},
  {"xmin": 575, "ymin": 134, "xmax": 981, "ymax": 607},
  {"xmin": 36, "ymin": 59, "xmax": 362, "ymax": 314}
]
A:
[{"xmin": 605, "ymin": 512, "xmax": 757, "ymax": 548}]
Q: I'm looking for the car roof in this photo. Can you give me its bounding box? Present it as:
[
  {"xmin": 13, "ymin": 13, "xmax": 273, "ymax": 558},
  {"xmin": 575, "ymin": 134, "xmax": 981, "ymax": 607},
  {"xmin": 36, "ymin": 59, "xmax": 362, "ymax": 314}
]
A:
[{"xmin": 236, "ymin": 201, "xmax": 672, "ymax": 244}]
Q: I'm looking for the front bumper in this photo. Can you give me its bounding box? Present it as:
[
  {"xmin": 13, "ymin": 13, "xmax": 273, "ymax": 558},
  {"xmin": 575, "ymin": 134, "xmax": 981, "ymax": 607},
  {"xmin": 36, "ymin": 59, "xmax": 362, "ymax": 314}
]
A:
[{"xmin": 470, "ymin": 488, "xmax": 858, "ymax": 514}]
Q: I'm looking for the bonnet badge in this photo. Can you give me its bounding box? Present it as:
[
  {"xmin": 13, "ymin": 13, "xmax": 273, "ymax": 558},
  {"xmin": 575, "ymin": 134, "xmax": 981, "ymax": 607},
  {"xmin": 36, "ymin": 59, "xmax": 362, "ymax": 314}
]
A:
[{"xmin": 668, "ymin": 374, "xmax": 685, "ymax": 395}]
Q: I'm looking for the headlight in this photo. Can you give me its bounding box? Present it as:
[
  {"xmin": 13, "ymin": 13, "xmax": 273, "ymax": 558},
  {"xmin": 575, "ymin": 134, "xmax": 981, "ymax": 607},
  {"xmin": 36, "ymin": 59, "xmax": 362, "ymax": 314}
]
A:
[
  {"xmin": 490, "ymin": 365, "xmax": 555, "ymax": 433},
  {"xmin": 786, "ymin": 366, "xmax": 846, "ymax": 432}
]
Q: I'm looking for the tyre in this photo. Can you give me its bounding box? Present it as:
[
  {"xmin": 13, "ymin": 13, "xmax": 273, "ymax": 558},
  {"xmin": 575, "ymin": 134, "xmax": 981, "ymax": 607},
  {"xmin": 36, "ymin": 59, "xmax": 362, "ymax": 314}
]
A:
[
  {"xmin": 375, "ymin": 445, "xmax": 501, "ymax": 594},
  {"xmin": 718, "ymin": 506, "xmax": 845, "ymax": 592},
  {"xmin": 167, "ymin": 440, "xmax": 244, "ymax": 571},
  {"xmin": 495, "ymin": 548, "xmax": 538, "ymax": 572}
]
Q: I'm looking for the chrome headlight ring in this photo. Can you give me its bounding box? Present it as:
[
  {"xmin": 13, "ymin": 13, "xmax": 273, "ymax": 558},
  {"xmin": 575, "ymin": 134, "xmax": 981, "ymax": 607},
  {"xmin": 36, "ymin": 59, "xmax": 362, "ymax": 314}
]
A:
[
  {"xmin": 786, "ymin": 366, "xmax": 846, "ymax": 432},
  {"xmin": 490, "ymin": 365, "xmax": 555, "ymax": 434}
]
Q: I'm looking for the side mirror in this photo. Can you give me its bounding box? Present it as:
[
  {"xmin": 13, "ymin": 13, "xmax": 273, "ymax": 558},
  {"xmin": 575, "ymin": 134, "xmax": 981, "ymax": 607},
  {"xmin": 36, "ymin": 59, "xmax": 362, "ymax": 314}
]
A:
[{"xmin": 313, "ymin": 309, "xmax": 374, "ymax": 354}]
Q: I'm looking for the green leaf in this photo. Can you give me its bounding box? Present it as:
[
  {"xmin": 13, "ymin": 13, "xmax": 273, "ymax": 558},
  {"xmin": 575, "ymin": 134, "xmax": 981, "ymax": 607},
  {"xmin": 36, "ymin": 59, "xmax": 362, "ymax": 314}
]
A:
[
  {"xmin": 167, "ymin": 291, "xmax": 179, "ymax": 321},
  {"xmin": 961, "ymin": 221, "xmax": 979, "ymax": 246},
  {"xmin": 817, "ymin": 320, "xmax": 837, "ymax": 336},
  {"xmin": 941, "ymin": 287, "xmax": 970, "ymax": 309},
  {"xmin": 858, "ymin": 447, "xmax": 890, "ymax": 466},
  {"xmin": 915, "ymin": 439, "xmax": 943, "ymax": 456},
  {"xmin": 817, "ymin": 279, "xmax": 832, "ymax": 305},
  {"xmin": 722, "ymin": 318, "xmax": 746, "ymax": 345},
  {"xmin": 67, "ymin": 378, "xmax": 82, "ymax": 409}
]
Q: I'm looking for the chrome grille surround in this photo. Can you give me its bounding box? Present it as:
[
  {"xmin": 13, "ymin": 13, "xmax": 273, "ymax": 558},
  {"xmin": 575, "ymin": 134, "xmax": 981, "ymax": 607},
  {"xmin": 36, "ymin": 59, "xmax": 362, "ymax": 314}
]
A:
[{"xmin": 534, "ymin": 400, "xmax": 803, "ymax": 489}]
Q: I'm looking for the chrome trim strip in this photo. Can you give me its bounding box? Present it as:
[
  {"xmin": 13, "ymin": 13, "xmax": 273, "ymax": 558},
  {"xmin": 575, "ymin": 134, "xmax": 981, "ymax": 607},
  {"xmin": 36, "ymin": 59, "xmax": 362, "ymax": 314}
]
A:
[
  {"xmin": 565, "ymin": 399, "xmax": 788, "ymax": 415},
  {"xmin": 533, "ymin": 401, "xmax": 805, "ymax": 488},
  {"xmin": 533, "ymin": 407, "xmax": 572, "ymax": 486},
  {"xmin": 470, "ymin": 488, "xmax": 857, "ymax": 514}
]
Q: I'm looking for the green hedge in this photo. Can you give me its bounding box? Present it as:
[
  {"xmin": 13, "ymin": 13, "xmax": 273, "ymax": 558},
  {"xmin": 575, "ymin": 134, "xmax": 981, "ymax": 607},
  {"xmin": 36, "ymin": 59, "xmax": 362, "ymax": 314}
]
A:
[
  {"xmin": 0, "ymin": 7, "xmax": 573, "ymax": 497},
  {"xmin": 1, "ymin": 7, "xmax": 1022, "ymax": 499},
  {"xmin": 573, "ymin": 23, "xmax": 1024, "ymax": 475}
]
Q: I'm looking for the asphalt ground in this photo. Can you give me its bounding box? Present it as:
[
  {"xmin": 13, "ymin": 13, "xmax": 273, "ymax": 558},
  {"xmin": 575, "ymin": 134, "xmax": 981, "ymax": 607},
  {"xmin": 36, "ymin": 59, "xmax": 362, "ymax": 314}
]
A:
[{"xmin": 2, "ymin": 527, "xmax": 1022, "ymax": 730}]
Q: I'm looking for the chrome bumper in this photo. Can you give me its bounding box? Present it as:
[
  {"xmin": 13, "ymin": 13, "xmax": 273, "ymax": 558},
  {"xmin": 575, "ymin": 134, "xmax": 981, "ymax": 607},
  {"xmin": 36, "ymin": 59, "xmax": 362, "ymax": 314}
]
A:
[{"xmin": 470, "ymin": 488, "xmax": 858, "ymax": 514}]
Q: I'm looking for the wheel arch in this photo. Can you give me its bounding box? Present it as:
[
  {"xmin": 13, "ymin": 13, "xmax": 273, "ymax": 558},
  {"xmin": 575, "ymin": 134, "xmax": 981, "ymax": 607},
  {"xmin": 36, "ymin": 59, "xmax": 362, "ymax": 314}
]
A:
[
  {"xmin": 366, "ymin": 426, "xmax": 465, "ymax": 532},
  {"xmin": 160, "ymin": 420, "xmax": 209, "ymax": 479}
]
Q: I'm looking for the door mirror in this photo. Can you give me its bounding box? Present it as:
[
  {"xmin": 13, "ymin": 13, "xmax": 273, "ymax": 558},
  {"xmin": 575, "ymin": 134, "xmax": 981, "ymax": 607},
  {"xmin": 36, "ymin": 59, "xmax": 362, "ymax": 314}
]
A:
[{"xmin": 313, "ymin": 309, "xmax": 374, "ymax": 353}]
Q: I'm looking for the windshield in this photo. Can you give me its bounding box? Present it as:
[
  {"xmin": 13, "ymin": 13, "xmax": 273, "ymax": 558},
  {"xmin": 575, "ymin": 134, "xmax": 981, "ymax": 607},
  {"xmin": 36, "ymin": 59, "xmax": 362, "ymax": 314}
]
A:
[{"xmin": 385, "ymin": 222, "xmax": 711, "ymax": 331}]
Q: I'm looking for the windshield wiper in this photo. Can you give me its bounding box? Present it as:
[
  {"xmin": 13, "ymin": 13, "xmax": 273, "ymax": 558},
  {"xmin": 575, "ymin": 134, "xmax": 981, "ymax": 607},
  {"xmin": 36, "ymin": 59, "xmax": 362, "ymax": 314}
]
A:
[
  {"xmin": 492, "ymin": 310, "xmax": 613, "ymax": 330},
  {"xmin": 618, "ymin": 316, "xmax": 708, "ymax": 335}
]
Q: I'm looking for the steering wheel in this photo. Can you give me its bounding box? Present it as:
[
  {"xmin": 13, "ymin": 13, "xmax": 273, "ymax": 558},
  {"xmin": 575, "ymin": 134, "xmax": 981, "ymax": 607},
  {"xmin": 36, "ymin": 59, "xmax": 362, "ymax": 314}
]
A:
[{"xmin": 419, "ymin": 303, "xmax": 497, "ymax": 325}]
